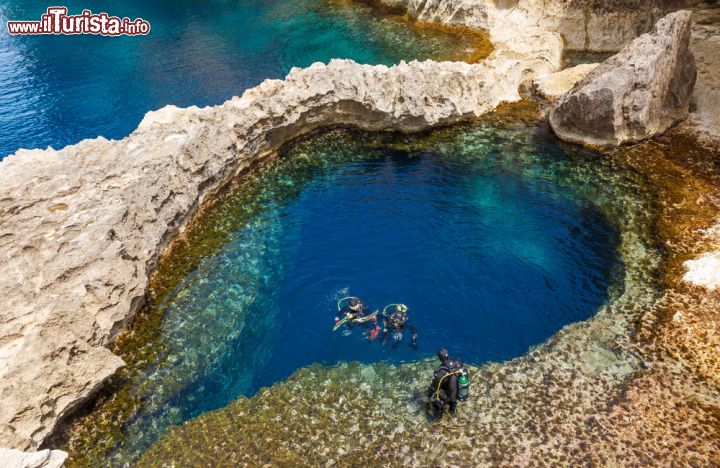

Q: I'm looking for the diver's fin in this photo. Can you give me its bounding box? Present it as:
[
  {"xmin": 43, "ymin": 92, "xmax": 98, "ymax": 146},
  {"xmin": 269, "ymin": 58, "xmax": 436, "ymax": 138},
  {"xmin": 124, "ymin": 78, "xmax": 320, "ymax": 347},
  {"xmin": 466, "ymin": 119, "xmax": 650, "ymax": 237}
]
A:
[
  {"xmin": 333, "ymin": 310, "xmax": 378, "ymax": 332},
  {"xmin": 333, "ymin": 315, "xmax": 352, "ymax": 332}
]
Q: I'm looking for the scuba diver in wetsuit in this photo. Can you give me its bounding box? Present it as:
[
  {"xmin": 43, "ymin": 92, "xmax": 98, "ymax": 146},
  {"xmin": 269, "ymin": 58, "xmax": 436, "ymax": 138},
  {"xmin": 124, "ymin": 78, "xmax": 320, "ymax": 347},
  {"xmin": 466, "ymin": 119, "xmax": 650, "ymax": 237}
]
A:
[
  {"xmin": 334, "ymin": 297, "xmax": 380, "ymax": 340},
  {"xmin": 380, "ymin": 304, "xmax": 417, "ymax": 350},
  {"xmin": 427, "ymin": 348, "xmax": 469, "ymax": 418}
]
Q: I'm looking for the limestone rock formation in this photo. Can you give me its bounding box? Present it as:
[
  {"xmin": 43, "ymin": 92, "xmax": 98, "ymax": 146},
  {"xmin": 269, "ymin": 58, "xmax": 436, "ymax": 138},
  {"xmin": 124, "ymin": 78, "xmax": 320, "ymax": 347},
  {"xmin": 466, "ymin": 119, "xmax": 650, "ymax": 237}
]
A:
[
  {"xmin": 549, "ymin": 11, "xmax": 696, "ymax": 147},
  {"xmin": 375, "ymin": 0, "xmax": 700, "ymax": 51},
  {"xmin": 0, "ymin": 39, "xmax": 561, "ymax": 451},
  {"xmin": 533, "ymin": 63, "xmax": 599, "ymax": 100},
  {"xmin": 516, "ymin": 0, "xmax": 702, "ymax": 51},
  {"xmin": 678, "ymin": 7, "xmax": 720, "ymax": 150},
  {"xmin": 0, "ymin": 448, "xmax": 67, "ymax": 468},
  {"xmin": 677, "ymin": 7, "xmax": 720, "ymax": 288},
  {"xmin": 684, "ymin": 253, "xmax": 720, "ymax": 290}
]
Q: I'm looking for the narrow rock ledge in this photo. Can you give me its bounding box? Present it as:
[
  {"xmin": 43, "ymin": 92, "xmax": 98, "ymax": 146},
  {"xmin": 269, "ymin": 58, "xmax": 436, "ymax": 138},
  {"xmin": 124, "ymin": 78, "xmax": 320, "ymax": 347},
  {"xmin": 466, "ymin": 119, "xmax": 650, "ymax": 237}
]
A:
[{"xmin": 533, "ymin": 63, "xmax": 600, "ymax": 100}]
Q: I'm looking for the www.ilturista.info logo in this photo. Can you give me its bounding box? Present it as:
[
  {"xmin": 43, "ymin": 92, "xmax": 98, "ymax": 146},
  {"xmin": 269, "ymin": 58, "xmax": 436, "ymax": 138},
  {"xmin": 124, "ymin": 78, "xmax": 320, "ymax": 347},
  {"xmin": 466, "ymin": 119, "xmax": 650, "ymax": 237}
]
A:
[{"xmin": 7, "ymin": 7, "xmax": 151, "ymax": 36}]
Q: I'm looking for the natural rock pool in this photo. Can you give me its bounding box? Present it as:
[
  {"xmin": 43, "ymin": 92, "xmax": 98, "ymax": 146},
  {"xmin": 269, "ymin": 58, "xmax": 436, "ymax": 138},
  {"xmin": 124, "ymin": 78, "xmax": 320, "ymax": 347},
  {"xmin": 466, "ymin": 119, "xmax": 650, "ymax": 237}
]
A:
[
  {"xmin": 2, "ymin": 0, "xmax": 717, "ymax": 464},
  {"xmin": 56, "ymin": 107, "xmax": 650, "ymax": 465}
]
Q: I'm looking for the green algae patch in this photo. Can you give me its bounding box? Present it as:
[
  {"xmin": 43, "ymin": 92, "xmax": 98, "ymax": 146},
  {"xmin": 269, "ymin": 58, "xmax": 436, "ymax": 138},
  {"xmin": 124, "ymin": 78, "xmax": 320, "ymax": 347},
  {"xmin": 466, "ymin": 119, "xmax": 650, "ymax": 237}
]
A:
[
  {"xmin": 619, "ymin": 131, "xmax": 720, "ymax": 389},
  {"xmin": 346, "ymin": 0, "xmax": 494, "ymax": 63},
  {"xmin": 119, "ymin": 110, "xmax": 652, "ymax": 464},
  {"xmin": 53, "ymin": 132, "xmax": 405, "ymax": 466},
  {"xmin": 138, "ymin": 360, "xmax": 469, "ymax": 466}
]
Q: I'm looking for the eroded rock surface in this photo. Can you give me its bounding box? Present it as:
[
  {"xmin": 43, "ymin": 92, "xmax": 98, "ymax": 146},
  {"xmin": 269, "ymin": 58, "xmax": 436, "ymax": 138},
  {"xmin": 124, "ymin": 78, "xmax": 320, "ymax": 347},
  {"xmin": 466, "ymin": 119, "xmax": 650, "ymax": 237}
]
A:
[
  {"xmin": 374, "ymin": 0, "xmax": 700, "ymax": 50},
  {"xmin": 0, "ymin": 448, "xmax": 67, "ymax": 468},
  {"xmin": 533, "ymin": 63, "xmax": 599, "ymax": 100},
  {"xmin": 549, "ymin": 11, "xmax": 696, "ymax": 146},
  {"xmin": 679, "ymin": 6, "xmax": 720, "ymax": 150},
  {"xmin": 671, "ymin": 6, "xmax": 720, "ymax": 289}
]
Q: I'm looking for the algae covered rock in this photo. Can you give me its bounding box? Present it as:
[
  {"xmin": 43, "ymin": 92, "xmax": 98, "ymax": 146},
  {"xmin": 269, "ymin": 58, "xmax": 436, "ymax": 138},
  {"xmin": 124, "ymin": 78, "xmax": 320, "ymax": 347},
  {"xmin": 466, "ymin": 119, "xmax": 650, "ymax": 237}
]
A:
[{"xmin": 549, "ymin": 10, "xmax": 696, "ymax": 146}]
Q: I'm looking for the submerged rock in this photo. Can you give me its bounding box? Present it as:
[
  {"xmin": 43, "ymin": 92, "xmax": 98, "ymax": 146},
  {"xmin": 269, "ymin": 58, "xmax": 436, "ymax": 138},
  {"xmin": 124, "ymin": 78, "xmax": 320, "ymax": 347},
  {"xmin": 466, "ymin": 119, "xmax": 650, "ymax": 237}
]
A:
[{"xmin": 549, "ymin": 11, "xmax": 697, "ymax": 146}]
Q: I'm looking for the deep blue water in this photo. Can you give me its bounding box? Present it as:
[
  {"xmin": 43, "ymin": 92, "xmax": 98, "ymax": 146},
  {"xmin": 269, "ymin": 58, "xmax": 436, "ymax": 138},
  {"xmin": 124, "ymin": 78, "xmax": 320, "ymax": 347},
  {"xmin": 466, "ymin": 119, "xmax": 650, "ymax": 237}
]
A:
[
  {"xmin": 251, "ymin": 152, "xmax": 617, "ymax": 386},
  {"xmin": 0, "ymin": 0, "xmax": 471, "ymax": 158},
  {"xmin": 102, "ymin": 127, "xmax": 622, "ymax": 463}
]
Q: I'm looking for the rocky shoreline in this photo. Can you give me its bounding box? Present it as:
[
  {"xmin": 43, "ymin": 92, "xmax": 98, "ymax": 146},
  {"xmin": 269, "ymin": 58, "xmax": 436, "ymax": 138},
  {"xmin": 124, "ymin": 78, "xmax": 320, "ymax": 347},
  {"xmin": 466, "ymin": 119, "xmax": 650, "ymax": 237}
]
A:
[
  {"xmin": 372, "ymin": 0, "xmax": 703, "ymax": 50},
  {"xmin": 549, "ymin": 11, "xmax": 697, "ymax": 146},
  {"xmin": 1, "ymin": 0, "xmax": 718, "ymax": 465}
]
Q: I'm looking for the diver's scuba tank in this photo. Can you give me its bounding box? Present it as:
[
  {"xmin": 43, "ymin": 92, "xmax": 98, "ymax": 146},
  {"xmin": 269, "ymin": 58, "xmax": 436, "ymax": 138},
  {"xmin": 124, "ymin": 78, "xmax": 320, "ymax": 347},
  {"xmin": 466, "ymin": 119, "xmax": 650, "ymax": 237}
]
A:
[{"xmin": 457, "ymin": 367, "xmax": 470, "ymax": 401}]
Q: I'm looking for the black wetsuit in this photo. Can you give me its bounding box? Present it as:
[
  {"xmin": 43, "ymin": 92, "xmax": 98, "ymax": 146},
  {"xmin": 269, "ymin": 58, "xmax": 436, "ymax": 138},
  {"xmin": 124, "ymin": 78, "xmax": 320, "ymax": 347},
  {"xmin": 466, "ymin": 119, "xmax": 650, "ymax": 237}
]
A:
[
  {"xmin": 428, "ymin": 357, "xmax": 463, "ymax": 417},
  {"xmin": 381, "ymin": 310, "xmax": 417, "ymax": 349}
]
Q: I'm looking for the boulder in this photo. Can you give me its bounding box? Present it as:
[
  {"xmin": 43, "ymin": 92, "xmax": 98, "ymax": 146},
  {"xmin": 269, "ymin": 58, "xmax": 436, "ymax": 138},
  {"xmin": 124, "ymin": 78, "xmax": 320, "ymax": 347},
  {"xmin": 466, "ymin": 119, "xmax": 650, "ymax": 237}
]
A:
[
  {"xmin": 533, "ymin": 63, "xmax": 599, "ymax": 100},
  {"xmin": 549, "ymin": 10, "xmax": 696, "ymax": 146}
]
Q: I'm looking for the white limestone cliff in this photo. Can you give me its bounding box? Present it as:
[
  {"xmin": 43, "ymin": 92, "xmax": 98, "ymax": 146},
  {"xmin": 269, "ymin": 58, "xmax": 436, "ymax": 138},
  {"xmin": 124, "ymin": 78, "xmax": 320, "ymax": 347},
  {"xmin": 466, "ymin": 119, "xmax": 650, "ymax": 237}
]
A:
[{"xmin": 371, "ymin": 0, "xmax": 700, "ymax": 50}]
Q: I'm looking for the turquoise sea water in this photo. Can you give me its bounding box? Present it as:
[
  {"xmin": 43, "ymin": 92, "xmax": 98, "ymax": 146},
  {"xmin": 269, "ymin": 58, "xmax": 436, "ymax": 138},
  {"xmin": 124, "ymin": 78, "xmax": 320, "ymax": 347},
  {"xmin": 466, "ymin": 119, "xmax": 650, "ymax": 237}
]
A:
[{"xmin": 0, "ymin": 0, "xmax": 474, "ymax": 158}]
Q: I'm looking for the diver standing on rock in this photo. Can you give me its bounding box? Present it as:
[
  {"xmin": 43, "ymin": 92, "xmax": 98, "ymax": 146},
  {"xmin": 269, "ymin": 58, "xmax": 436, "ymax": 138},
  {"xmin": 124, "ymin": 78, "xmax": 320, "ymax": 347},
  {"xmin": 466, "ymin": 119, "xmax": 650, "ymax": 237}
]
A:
[{"xmin": 427, "ymin": 348, "xmax": 469, "ymax": 418}]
